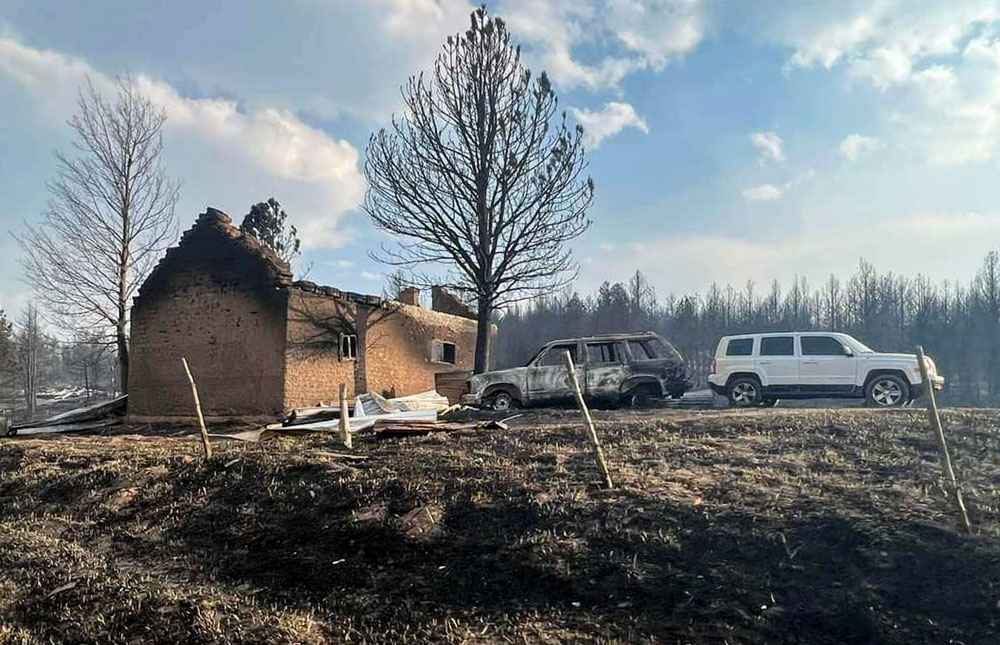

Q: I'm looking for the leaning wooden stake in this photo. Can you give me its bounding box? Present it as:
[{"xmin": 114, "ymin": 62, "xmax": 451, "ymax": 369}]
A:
[
  {"xmin": 564, "ymin": 352, "xmax": 613, "ymax": 489},
  {"xmin": 181, "ymin": 357, "xmax": 212, "ymax": 461},
  {"xmin": 339, "ymin": 383, "xmax": 353, "ymax": 449},
  {"xmin": 916, "ymin": 345, "xmax": 971, "ymax": 533}
]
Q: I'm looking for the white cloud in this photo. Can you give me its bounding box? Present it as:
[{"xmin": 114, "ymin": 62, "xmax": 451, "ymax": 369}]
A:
[
  {"xmin": 776, "ymin": 1, "xmax": 998, "ymax": 80},
  {"xmin": 360, "ymin": 271, "xmax": 380, "ymax": 281},
  {"xmin": 604, "ymin": 0, "xmax": 705, "ymax": 68},
  {"xmin": 500, "ymin": 0, "xmax": 706, "ymax": 91},
  {"xmin": 0, "ymin": 37, "xmax": 365, "ymax": 249},
  {"xmin": 839, "ymin": 134, "xmax": 885, "ymax": 161},
  {"xmin": 749, "ymin": 131, "xmax": 785, "ymax": 163},
  {"xmin": 368, "ymin": 0, "xmax": 474, "ymax": 47},
  {"xmin": 580, "ymin": 212, "xmax": 1000, "ymax": 296},
  {"xmin": 763, "ymin": 1, "xmax": 1000, "ymax": 165},
  {"xmin": 742, "ymin": 169, "xmax": 815, "ymax": 202},
  {"xmin": 570, "ymin": 102, "xmax": 649, "ymax": 148},
  {"xmin": 742, "ymin": 184, "xmax": 783, "ymax": 201}
]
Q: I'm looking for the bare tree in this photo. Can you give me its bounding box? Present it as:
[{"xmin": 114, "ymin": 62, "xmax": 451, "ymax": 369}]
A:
[
  {"xmin": 62, "ymin": 333, "xmax": 113, "ymax": 401},
  {"xmin": 14, "ymin": 76, "xmax": 179, "ymax": 393},
  {"xmin": 15, "ymin": 305, "xmax": 42, "ymax": 419},
  {"xmin": 0, "ymin": 309, "xmax": 14, "ymax": 414},
  {"xmin": 364, "ymin": 7, "xmax": 593, "ymax": 372}
]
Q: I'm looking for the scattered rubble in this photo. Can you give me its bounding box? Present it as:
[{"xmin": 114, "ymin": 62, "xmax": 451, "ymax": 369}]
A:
[
  {"xmin": 5, "ymin": 395, "xmax": 127, "ymax": 436},
  {"xmin": 214, "ymin": 390, "xmax": 491, "ymax": 442}
]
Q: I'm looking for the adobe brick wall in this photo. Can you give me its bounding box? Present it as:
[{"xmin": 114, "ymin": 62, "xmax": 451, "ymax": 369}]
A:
[
  {"xmin": 284, "ymin": 289, "xmax": 357, "ymax": 409},
  {"xmin": 130, "ymin": 209, "xmax": 481, "ymax": 417},
  {"xmin": 129, "ymin": 210, "xmax": 290, "ymax": 417},
  {"xmin": 366, "ymin": 303, "xmax": 478, "ymax": 397},
  {"xmin": 283, "ymin": 289, "xmax": 478, "ymax": 409}
]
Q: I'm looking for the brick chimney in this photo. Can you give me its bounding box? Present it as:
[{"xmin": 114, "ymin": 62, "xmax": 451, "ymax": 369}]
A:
[
  {"xmin": 431, "ymin": 286, "xmax": 477, "ymax": 320},
  {"xmin": 399, "ymin": 286, "xmax": 421, "ymax": 306}
]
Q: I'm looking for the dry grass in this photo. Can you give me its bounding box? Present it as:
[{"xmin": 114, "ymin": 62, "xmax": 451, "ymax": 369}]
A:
[{"xmin": 1, "ymin": 407, "xmax": 1000, "ymax": 644}]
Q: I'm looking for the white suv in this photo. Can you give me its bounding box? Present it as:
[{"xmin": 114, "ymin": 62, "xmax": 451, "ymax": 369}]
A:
[{"xmin": 707, "ymin": 332, "xmax": 944, "ymax": 408}]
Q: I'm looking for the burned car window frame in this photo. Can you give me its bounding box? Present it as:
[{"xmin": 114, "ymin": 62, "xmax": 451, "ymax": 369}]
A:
[
  {"xmin": 585, "ymin": 341, "xmax": 620, "ymax": 365},
  {"xmin": 532, "ymin": 343, "xmax": 580, "ymax": 367}
]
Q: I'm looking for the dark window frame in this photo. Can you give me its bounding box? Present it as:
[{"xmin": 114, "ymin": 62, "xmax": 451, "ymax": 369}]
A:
[
  {"xmin": 801, "ymin": 336, "xmax": 847, "ymax": 356},
  {"xmin": 726, "ymin": 338, "xmax": 754, "ymax": 356},
  {"xmin": 759, "ymin": 336, "xmax": 795, "ymax": 356},
  {"xmin": 339, "ymin": 333, "xmax": 358, "ymax": 361},
  {"xmin": 431, "ymin": 339, "xmax": 458, "ymax": 365}
]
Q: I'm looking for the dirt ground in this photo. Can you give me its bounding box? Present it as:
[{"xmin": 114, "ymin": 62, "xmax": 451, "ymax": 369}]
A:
[{"xmin": 1, "ymin": 407, "xmax": 999, "ymax": 644}]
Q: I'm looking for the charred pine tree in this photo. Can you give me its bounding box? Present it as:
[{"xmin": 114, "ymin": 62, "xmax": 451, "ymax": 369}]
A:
[
  {"xmin": 15, "ymin": 76, "xmax": 179, "ymax": 394},
  {"xmin": 240, "ymin": 198, "xmax": 302, "ymax": 266},
  {"xmin": 364, "ymin": 7, "xmax": 593, "ymax": 373}
]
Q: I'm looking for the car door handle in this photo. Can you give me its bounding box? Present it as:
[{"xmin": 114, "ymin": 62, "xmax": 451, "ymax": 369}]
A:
[
  {"xmin": 758, "ymin": 361, "xmax": 772, "ymax": 365},
  {"xmin": 803, "ymin": 360, "xmax": 819, "ymax": 364}
]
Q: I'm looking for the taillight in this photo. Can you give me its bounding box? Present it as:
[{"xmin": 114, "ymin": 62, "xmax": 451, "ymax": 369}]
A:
[{"xmin": 710, "ymin": 359, "xmax": 716, "ymax": 375}]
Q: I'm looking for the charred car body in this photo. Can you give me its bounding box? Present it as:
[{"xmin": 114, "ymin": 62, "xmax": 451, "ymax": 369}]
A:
[{"xmin": 462, "ymin": 332, "xmax": 692, "ymax": 410}]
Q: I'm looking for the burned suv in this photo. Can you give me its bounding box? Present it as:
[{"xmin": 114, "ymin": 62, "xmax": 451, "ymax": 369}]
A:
[{"xmin": 463, "ymin": 332, "xmax": 692, "ymax": 410}]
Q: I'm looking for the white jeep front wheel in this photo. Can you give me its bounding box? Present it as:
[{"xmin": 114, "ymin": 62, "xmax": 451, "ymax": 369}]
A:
[{"xmin": 865, "ymin": 375, "xmax": 909, "ymax": 407}]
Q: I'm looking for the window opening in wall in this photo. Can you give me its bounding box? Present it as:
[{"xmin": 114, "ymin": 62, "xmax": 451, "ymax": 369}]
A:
[
  {"xmin": 340, "ymin": 333, "xmax": 358, "ymax": 360},
  {"xmin": 431, "ymin": 339, "xmax": 457, "ymax": 364}
]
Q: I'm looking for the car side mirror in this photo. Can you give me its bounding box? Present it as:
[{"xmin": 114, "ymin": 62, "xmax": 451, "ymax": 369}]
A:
[{"xmin": 843, "ymin": 346, "xmax": 854, "ymax": 357}]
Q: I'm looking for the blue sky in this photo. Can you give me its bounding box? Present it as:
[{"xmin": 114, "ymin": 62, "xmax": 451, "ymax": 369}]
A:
[{"xmin": 2, "ymin": 0, "xmax": 1000, "ymax": 319}]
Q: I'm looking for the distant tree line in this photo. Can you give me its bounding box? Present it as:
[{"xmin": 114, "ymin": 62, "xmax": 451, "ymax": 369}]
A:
[
  {"xmin": 0, "ymin": 307, "xmax": 117, "ymax": 421},
  {"xmin": 494, "ymin": 253, "xmax": 1000, "ymax": 406}
]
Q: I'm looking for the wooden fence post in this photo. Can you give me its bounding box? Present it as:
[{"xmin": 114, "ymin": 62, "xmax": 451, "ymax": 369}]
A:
[
  {"xmin": 181, "ymin": 357, "xmax": 213, "ymax": 461},
  {"xmin": 564, "ymin": 351, "xmax": 613, "ymax": 489},
  {"xmin": 339, "ymin": 383, "xmax": 353, "ymax": 449},
  {"xmin": 916, "ymin": 345, "xmax": 971, "ymax": 534}
]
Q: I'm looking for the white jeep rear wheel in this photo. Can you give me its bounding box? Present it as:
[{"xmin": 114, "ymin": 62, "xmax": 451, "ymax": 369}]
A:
[{"xmin": 728, "ymin": 377, "xmax": 761, "ymax": 407}]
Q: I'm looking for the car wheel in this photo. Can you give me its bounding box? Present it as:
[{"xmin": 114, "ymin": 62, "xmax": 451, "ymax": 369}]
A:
[
  {"xmin": 487, "ymin": 391, "xmax": 517, "ymax": 412},
  {"xmin": 866, "ymin": 374, "xmax": 909, "ymax": 408},
  {"xmin": 728, "ymin": 377, "xmax": 761, "ymax": 407},
  {"xmin": 626, "ymin": 385, "xmax": 658, "ymax": 408}
]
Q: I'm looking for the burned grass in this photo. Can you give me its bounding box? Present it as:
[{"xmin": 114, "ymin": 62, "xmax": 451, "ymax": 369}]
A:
[{"xmin": 1, "ymin": 408, "xmax": 1000, "ymax": 643}]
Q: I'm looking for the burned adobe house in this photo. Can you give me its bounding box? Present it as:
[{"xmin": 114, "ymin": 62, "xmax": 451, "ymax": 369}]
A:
[{"xmin": 128, "ymin": 208, "xmax": 478, "ymax": 418}]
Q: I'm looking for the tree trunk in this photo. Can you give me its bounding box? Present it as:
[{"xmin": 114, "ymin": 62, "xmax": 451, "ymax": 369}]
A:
[
  {"xmin": 474, "ymin": 299, "xmax": 491, "ymax": 373},
  {"xmin": 117, "ymin": 325, "xmax": 129, "ymax": 395},
  {"xmin": 25, "ymin": 352, "xmax": 36, "ymax": 420},
  {"xmin": 354, "ymin": 304, "xmax": 369, "ymax": 395}
]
